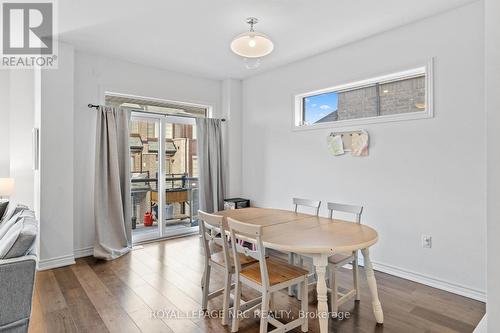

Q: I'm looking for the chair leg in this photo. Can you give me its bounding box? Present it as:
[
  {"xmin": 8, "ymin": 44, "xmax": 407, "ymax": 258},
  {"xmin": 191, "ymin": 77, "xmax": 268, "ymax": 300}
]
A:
[
  {"xmin": 288, "ymin": 253, "xmax": 295, "ymax": 296},
  {"xmin": 329, "ymin": 266, "xmax": 338, "ymax": 316},
  {"xmin": 296, "ymin": 255, "xmax": 305, "ymax": 300},
  {"xmin": 269, "ymin": 293, "xmax": 273, "ymax": 313},
  {"xmin": 297, "ymin": 279, "xmax": 302, "ymax": 301},
  {"xmin": 222, "ymin": 271, "xmax": 232, "ymax": 325},
  {"xmin": 231, "ymin": 281, "xmax": 242, "ymax": 333},
  {"xmin": 295, "ymin": 254, "xmax": 309, "ymax": 301},
  {"xmin": 301, "ymin": 278, "xmax": 308, "ymax": 332},
  {"xmin": 353, "ymin": 253, "xmax": 360, "ymax": 301},
  {"xmin": 260, "ymin": 292, "xmax": 270, "ymax": 333},
  {"xmin": 201, "ymin": 264, "xmax": 211, "ymax": 311},
  {"xmin": 298, "ymin": 255, "xmax": 303, "ymax": 267}
]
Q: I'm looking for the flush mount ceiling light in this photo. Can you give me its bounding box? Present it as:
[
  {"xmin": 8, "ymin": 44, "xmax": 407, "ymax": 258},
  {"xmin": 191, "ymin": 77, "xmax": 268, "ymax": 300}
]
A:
[{"xmin": 230, "ymin": 17, "xmax": 274, "ymax": 69}]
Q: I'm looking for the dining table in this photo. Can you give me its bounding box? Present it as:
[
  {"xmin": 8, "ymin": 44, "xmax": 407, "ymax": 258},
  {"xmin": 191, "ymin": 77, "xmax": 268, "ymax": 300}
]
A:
[{"xmin": 215, "ymin": 207, "xmax": 383, "ymax": 333}]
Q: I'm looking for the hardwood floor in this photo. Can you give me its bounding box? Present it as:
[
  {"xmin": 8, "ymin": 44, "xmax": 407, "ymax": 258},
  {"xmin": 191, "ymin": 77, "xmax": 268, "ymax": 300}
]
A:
[{"xmin": 29, "ymin": 235, "xmax": 485, "ymax": 333}]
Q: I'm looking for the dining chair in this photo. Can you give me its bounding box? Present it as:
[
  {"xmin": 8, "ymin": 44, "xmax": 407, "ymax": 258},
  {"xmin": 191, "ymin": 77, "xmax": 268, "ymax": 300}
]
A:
[
  {"xmin": 326, "ymin": 202, "xmax": 363, "ymax": 315},
  {"xmin": 293, "ymin": 197, "xmax": 321, "ymax": 216},
  {"xmin": 228, "ymin": 217, "xmax": 309, "ymax": 333},
  {"xmin": 289, "ymin": 198, "xmax": 321, "ymax": 298},
  {"xmin": 199, "ymin": 211, "xmax": 257, "ymax": 325}
]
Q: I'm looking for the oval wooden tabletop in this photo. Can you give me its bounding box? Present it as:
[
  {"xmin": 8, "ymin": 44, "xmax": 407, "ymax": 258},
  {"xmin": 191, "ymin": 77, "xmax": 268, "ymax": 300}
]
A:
[{"xmin": 215, "ymin": 207, "xmax": 379, "ymax": 254}]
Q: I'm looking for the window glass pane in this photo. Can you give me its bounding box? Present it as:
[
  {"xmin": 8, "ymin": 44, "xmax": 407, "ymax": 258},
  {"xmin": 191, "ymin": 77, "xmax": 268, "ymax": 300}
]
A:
[
  {"xmin": 303, "ymin": 91, "xmax": 339, "ymax": 124},
  {"xmin": 129, "ymin": 118, "xmax": 159, "ymax": 233},
  {"xmin": 379, "ymin": 76, "xmax": 425, "ymax": 115},
  {"xmin": 338, "ymin": 85, "xmax": 378, "ymax": 120},
  {"xmin": 300, "ymin": 72, "xmax": 427, "ymax": 126},
  {"xmin": 165, "ymin": 123, "xmax": 173, "ymax": 139}
]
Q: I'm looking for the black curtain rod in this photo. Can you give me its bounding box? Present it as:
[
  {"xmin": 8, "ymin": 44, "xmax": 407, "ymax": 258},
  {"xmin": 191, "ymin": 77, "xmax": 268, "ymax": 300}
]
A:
[{"xmin": 87, "ymin": 104, "xmax": 226, "ymax": 121}]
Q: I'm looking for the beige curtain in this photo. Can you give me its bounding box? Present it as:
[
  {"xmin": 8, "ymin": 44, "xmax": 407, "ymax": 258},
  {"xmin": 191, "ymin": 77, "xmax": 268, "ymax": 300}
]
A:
[
  {"xmin": 94, "ymin": 106, "xmax": 132, "ymax": 260},
  {"xmin": 196, "ymin": 118, "xmax": 226, "ymax": 213}
]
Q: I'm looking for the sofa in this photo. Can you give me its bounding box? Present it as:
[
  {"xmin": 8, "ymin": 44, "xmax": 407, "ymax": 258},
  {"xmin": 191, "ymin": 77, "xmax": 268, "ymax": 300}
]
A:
[{"xmin": 0, "ymin": 201, "xmax": 39, "ymax": 333}]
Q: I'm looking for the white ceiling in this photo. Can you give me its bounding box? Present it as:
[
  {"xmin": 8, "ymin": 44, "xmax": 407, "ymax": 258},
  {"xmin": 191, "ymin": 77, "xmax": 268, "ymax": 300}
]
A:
[{"xmin": 58, "ymin": 0, "xmax": 475, "ymax": 80}]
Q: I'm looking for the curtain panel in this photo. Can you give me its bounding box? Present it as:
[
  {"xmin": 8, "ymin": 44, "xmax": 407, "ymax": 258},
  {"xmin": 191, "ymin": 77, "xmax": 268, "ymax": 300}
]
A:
[
  {"xmin": 94, "ymin": 106, "xmax": 132, "ymax": 260},
  {"xmin": 196, "ymin": 118, "xmax": 226, "ymax": 213}
]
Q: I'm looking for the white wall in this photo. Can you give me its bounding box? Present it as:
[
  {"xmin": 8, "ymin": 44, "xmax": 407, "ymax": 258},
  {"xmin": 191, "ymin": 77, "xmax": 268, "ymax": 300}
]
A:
[
  {"xmin": 486, "ymin": 0, "xmax": 500, "ymax": 329},
  {"xmin": 0, "ymin": 71, "xmax": 10, "ymax": 177},
  {"xmin": 8, "ymin": 70, "xmax": 36, "ymax": 208},
  {"xmin": 241, "ymin": 2, "xmax": 486, "ymax": 299},
  {"xmin": 38, "ymin": 43, "xmax": 75, "ymax": 267},
  {"xmin": 222, "ymin": 79, "xmax": 243, "ymax": 197},
  {"xmin": 73, "ymin": 52, "xmax": 223, "ymax": 255}
]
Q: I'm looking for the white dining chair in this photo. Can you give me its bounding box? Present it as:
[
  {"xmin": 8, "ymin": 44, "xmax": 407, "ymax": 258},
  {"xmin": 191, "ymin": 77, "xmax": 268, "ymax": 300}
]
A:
[
  {"xmin": 293, "ymin": 197, "xmax": 321, "ymax": 216},
  {"xmin": 326, "ymin": 202, "xmax": 363, "ymax": 315},
  {"xmin": 289, "ymin": 198, "xmax": 321, "ymax": 298},
  {"xmin": 199, "ymin": 210, "xmax": 257, "ymax": 325},
  {"xmin": 228, "ymin": 217, "xmax": 309, "ymax": 333}
]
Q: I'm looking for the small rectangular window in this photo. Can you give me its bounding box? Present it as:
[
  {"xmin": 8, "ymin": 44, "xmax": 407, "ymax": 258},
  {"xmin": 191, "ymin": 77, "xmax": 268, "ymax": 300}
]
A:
[{"xmin": 295, "ymin": 62, "xmax": 433, "ymax": 129}]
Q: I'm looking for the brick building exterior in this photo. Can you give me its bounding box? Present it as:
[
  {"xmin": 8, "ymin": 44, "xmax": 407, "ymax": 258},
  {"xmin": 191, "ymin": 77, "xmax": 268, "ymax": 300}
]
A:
[{"xmin": 320, "ymin": 75, "xmax": 425, "ymax": 122}]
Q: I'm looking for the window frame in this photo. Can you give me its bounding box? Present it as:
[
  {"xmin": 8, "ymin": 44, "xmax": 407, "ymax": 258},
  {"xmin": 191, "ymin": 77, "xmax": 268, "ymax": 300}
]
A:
[{"xmin": 293, "ymin": 60, "xmax": 434, "ymax": 131}]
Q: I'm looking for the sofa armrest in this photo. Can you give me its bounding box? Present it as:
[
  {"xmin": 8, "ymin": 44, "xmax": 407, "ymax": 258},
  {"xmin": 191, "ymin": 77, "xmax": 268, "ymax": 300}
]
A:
[{"xmin": 0, "ymin": 255, "xmax": 37, "ymax": 331}]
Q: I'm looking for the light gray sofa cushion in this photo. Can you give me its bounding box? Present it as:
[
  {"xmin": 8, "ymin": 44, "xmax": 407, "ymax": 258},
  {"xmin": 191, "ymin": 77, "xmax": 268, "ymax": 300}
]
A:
[
  {"xmin": 16, "ymin": 209, "xmax": 35, "ymax": 220},
  {"xmin": 0, "ymin": 211, "xmax": 22, "ymax": 240},
  {"xmin": 0, "ymin": 215, "xmax": 37, "ymax": 259},
  {"xmin": 0, "ymin": 201, "xmax": 27, "ymax": 225},
  {"xmin": 13, "ymin": 204, "xmax": 28, "ymax": 216},
  {"xmin": 0, "ymin": 201, "xmax": 16, "ymax": 224},
  {"xmin": 0, "ymin": 201, "xmax": 8, "ymax": 220},
  {"xmin": 0, "ymin": 220, "xmax": 23, "ymax": 258}
]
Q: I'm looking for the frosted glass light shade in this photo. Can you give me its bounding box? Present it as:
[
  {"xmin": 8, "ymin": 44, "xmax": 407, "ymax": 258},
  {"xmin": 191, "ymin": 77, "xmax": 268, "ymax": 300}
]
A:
[
  {"xmin": 244, "ymin": 57, "xmax": 261, "ymax": 69},
  {"xmin": 0, "ymin": 178, "xmax": 14, "ymax": 197},
  {"xmin": 231, "ymin": 32, "xmax": 274, "ymax": 58}
]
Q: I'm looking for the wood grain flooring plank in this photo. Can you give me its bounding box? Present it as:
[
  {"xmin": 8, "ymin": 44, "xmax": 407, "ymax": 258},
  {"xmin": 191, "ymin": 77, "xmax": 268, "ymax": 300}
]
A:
[
  {"xmin": 28, "ymin": 286, "xmax": 46, "ymax": 333},
  {"xmin": 410, "ymin": 306, "xmax": 476, "ymax": 333},
  {"xmin": 35, "ymin": 270, "xmax": 70, "ymax": 313},
  {"xmin": 42, "ymin": 309, "xmax": 79, "ymax": 333},
  {"xmin": 99, "ymin": 257, "xmax": 205, "ymax": 333},
  {"xmin": 34, "ymin": 270, "xmax": 79, "ymax": 333},
  {"xmin": 71, "ymin": 261, "xmax": 142, "ymax": 333},
  {"xmin": 52, "ymin": 267, "xmax": 109, "ymax": 333},
  {"xmin": 88, "ymin": 259, "xmax": 175, "ymax": 333}
]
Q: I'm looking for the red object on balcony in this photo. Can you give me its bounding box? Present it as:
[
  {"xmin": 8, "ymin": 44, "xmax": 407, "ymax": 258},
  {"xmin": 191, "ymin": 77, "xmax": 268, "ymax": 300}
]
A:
[{"xmin": 143, "ymin": 212, "xmax": 153, "ymax": 227}]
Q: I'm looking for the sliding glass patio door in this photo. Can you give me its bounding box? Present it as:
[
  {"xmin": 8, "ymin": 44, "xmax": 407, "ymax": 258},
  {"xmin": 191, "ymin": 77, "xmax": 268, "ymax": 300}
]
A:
[
  {"xmin": 162, "ymin": 115, "xmax": 199, "ymax": 238},
  {"xmin": 129, "ymin": 112, "xmax": 199, "ymax": 244},
  {"xmin": 129, "ymin": 114, "xmax": 162, "ymax": 243}
]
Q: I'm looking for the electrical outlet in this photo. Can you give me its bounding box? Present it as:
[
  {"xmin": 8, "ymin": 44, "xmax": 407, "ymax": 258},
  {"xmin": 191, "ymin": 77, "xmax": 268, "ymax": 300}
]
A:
[{"xmin": 422, "ymin": 235, "xmax": 432, "ymax": 248}]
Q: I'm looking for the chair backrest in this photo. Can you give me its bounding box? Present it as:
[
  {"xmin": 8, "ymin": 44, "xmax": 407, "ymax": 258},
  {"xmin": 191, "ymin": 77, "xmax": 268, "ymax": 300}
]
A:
[
  {"xmin": 227, "ymin": 217, "xmax": 270, "ymax": 288},
  {"xmin": 327, "ymin": 202, "xmax": 363, "ymax": 223},
  {"xmin": 198, "ymin": 210, "xmax": 230, "ymax": 268},
  {"xmin": 293, "ymin": 197, "xmax": 321, "ymax": 216}
]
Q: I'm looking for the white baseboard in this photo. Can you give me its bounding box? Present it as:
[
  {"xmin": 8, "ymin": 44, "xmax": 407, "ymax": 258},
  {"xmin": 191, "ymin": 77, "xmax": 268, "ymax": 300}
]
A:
[
  {"xmin": 358, "ymin": 257, "xmax": 486, "ymax": 302},
  {"xmin": 74, "ymin": 246, "xmax": 93, "ymax": 258},
  {"xmin": 473, "ymin": 315, "xmax": 487, "ymax": 333},
  {"xmin": 38, "ymin": 253, "xmax": 76, "ymax": 271}
]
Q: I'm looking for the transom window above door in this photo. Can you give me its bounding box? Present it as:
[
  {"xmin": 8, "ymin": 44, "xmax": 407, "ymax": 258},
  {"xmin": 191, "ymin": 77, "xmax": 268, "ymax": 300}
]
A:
[
  {"xmin": 105, "ymin": 93, "xmax": 208, "ymax": 118},
  {"xmin": 294, "ymin": 61, "xmax": 433, "ymax": 129}
]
